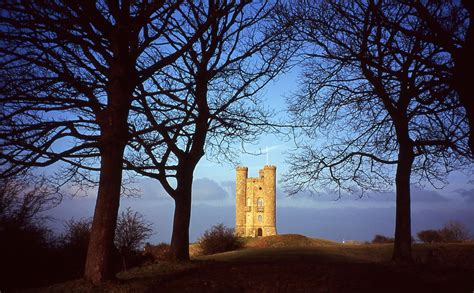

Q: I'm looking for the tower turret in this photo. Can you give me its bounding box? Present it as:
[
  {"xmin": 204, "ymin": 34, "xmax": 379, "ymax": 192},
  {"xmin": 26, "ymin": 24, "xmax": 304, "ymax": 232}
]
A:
[
  {"xmin": 263, "ymin": 165, "xmax": 277, "ymax": 235},
  {"xmin": 235, "ymin": 166, "xmax": 248, "ymax": 236}
]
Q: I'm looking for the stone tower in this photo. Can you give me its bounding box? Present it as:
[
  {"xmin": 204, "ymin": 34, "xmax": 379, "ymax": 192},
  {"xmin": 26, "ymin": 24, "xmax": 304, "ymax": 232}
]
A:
[{"xmin": 235, "ymin": 165, "xmax": 277, "ymax": 237}]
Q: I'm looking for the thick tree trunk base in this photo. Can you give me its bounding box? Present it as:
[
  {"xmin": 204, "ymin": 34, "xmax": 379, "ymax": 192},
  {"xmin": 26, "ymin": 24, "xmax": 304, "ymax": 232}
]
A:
[
  {"xmin": 84, "ymin": 146, "xmax": 125, "ymax": 284},
  {"xmin": 392, "ymin": 135, "xmax": 415, "ymax": 264},
  {"xmin": 392, "ymin": 243, "xmax": 413, "ymax": 264},
  {"xmin": 170, "ymin": 187, "xmax": 192, "ymax": 262}
]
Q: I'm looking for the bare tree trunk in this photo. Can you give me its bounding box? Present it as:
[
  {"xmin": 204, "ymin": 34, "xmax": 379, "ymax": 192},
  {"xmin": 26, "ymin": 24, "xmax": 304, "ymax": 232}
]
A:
[
  {"xmin": 84, "ymin": 70, "xmax": 132, "ymax": 282},
  {"xmin": 121, "ymin": 254, "xmax": 127, "ymax": 272},
  {"xmin": 454, "ymin": 3, "xmax": 474, "ymax": 155},
  {"xmin": 459, "ymin": 0, "xmax": 474, "ymax": 156},
  {"xmin": 84, "ymin": 144, "xmax": 125, "ymax": 283},
  {"xmin": 170, "ymin": 180, "xmax": 193, "ymax": 261},
  {"xmin": 392, "ymin": 141, "xmax": 414, "ymax": 263}
]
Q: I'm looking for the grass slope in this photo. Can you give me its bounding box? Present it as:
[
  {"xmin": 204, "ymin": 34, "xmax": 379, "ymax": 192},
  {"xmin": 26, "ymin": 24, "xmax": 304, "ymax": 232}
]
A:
[
  {"xmin": 244, "ymin": 233, "xmax": 340, "ymax": 248},
  {"xmin": 38, "ymin": 234, "xmax": 474, "ymax": 292}
]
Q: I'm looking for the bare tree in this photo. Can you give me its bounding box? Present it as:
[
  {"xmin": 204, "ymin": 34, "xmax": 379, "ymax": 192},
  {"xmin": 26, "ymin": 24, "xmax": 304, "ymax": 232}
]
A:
[
  {"xmin": 115, "ymin": 207, "xmax": 153, "ymax": 270},
  {"xmin": 392, "ymin": 0, "xmax": 474, "ymax": 155},
  {"xmin": 124, "ymin": 0, "xmax": 294, "ymax": 260},
  {"xmin": 0, "ymin": 173, "xmax": 61, "ymax": 226},
  {"xmin": 0, "ymin": 173, "xmax": 60, "ymax": 289},
  {"xmin": 440, "ymin": 220, "xmax": 470, "ymax": 242},
  {"xmin": 0, "ymin": 1, "xmax": 214, "ymax": 283},
  {"xmin": 280, "ymin": 0, "xmax": 471, "ymax": 262},
  {"xmin": 59, "ymin": 218, "xmax": 93, "ymax": 276},
  {"xmin": 62, "ymin": 218, "xmax": 93, "ymax": 252}
]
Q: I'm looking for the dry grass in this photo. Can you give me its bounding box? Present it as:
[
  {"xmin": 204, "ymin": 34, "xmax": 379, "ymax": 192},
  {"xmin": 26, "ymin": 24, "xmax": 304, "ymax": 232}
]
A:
[
  {"xmin": 36, "ymin": 235, "xmax": 474, "ymax": 292},
  {"xmin": 244, "ymin": 233, "xmax": 340, "ymax": 248}
]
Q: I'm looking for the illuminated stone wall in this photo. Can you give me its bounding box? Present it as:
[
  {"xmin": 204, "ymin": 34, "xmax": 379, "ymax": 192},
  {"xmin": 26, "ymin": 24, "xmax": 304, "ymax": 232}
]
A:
[{"xmin": 235, "ymin": 165, "xmax": 277, "ymax": 237}]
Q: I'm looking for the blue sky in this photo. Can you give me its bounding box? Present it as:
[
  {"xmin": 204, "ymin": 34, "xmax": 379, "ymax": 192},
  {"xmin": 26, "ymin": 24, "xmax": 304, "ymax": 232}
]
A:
[{"xmin": 46, "ymin": 67, "xmax": 474, "ymax": 244}]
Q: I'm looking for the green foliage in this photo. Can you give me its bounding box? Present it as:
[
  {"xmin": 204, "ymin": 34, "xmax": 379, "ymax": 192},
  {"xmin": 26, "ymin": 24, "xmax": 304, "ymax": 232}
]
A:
[
  {"xmin": 198, "ymin": 223, "xmax": 243, "ymax": 255},
  {"xmin": 371, "ymin": 234, "xmax": 394, "ymax": 244}
]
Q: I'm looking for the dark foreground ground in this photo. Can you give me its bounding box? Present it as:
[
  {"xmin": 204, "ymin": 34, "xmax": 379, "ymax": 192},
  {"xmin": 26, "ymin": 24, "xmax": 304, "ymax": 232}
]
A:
[
  {"xmin": 38, "ymin": 236, "xmax": 474, "ymax": 292},
  {"xmin": 42, "ymin": 245, "xmax": 474, "ymax": 293},
  {"xmin": 150, "ymin": 260, "xmax": 472, "ymax": 292}
]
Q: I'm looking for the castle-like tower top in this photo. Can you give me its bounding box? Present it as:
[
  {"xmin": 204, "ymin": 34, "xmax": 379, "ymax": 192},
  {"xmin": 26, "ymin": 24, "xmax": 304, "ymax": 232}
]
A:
[
  {"xmin": 236, "ymin": 165, "xmax": 276, "ymax": 171},
  {"xmin": 263, "ymin": 165, "xmax": 276, "ymax": 169}
]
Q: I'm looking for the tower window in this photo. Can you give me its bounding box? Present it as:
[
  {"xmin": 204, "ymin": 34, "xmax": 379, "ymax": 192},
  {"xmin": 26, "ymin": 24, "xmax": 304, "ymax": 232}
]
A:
[
  {"xmin": 247, "ymin": 197, "xmax": 251, "ymax": 206},
  {"xmin": 257, "ymin": 198, "xmax": 264, "ymax": 207},
  {"xmin": 258, "ymin": 215, "xmax": 263, "ymax": 222}
]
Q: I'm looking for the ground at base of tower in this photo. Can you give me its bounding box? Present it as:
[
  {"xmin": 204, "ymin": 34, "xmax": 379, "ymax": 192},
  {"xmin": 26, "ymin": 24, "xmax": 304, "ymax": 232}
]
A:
[{"xmin": 41, "ymin": 234, "xmax": 474, "ymax": 292}]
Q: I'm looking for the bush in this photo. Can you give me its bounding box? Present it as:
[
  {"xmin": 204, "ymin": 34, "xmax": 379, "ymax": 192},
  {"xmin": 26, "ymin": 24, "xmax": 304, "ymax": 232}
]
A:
[
  {"xmin": 0, "ymin": 174, "xmax": 62, "ymax": 290},
  {"xmin": 198, "ymin": 223, "xmax": 242, "ymax": 255},
  {"xmin": 371, "ymin": 234, "xmax": 394, "ymax": 244},
  {"xmin": 417, "ymin": 229, "xmax": 443, "ymax": 243},
  {"xmin": 58, "ymin": 218, "xmax": 92, "ymax": 277},
  {"xmin": 440, "ymin": 220, "xmax": 470, "ymax": 243},
  {"xmin": 417, "ymin": 221, "xmax": 470, "ymax": 243},
  {"xmin": 144, "ymin": 242, "xmax": 172, "ymax": 261},
  {"xmin": 115, "ymin": 208, "xmax": 153, "ymax": 270}
]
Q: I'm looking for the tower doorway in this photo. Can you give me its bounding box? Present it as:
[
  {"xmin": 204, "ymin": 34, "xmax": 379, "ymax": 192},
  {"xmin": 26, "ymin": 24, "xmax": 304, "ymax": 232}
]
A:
[{"xmin": 257, "ymin": 228, "xmax": 263, "ymax": 237}]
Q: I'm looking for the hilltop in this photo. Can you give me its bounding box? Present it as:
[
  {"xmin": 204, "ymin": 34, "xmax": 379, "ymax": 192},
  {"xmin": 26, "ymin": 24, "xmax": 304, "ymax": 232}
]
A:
[
  {"xmin": 244, "ymin": 234, "xmax": 340, "ymax": 248},
  {"xmin": 40, "ymin": 234, "xmax": 474, "ymax": 292}
]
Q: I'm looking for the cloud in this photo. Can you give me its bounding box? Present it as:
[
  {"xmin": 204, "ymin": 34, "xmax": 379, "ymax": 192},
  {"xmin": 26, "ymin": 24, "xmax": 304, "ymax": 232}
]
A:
[
  {"xmin": 130, "ymin": 177, "xmax": 232, "ymax": 202},
  {"xmin": 276, "ymin": 185, "xmax": 450, "ymax": 203},
  {"xmin": 44, "ymin": 185, "xmax": 474, "ymax": 245},
  {"xmin": 455, "ymin": 188, "xmax": 474, "ymax": 203},
  {"xmin": 361, "ymin": 187, "xmax": 450, "ymax": 203},
  {"xmin": 192, "ymin": 178, "xmax": 229, "ymax": 201},
  {"xmin": 410, "ymin": 186, "xmax": 451, "ymax": 202},
  {"xmin": 136, "ymin": 178, "xmax": 171, "ymax": 201},
  {"xmin": 220, "ymin": 180, "xmax": 236, "ymax": 196}
]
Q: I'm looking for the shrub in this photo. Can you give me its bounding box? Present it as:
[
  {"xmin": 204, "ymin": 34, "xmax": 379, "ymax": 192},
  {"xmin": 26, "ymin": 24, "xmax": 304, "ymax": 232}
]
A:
[
  {"xmin": 58, "ymin": 218, "xmax": 92, "ymax": 277},
  {"xmin": 440, "ymin": 220, "xmax": 470, "ymax": 243},
  {"xmin": 0, "ymin": 174, "xmax": 61, "ymax": 290},
  {"xmin": 417, "ymin": 221, "xmax": 470, "ymax": 244},
  {"xmin": 371, "ymin": 234, "xmax": 394, "ymax": 244},
  {"xmin": 198, "ymin": 223, "xmax": 242, "ymax": 255},
  {"xmin": 115, "ymin": 208, "xmax": 153, "ymax": 270},
  {"xmin": 417, "ymin": 229, "xmax": 443, "ymax": 243},
  {"xmin": 144, "ymin": 242, "xmax": 172, "ymax": 261}
]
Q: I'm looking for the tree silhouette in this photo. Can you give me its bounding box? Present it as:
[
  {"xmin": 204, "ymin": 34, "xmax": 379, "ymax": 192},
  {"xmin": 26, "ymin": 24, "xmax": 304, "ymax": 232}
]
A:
[
  {"xmin": 391, "ymin": 0, "xmax": 474, "ymax": 155},
  {"xmin": 0, "ymin": 173, "xmax": 60, "ymax": 289},
  {"xmin": 115, "ymin": 207, "xmax": 153, "ymax": 270},
  {"xmin": 280, "ymin": 0, "xmax": 471, "ymax": 262},
  {"xmin": 124, "ymin": 0, "xmax": 293, "ymax": 260},
  {"xmin": 0, "ymin": 1, "xmax": 214, "ymax": 283}
]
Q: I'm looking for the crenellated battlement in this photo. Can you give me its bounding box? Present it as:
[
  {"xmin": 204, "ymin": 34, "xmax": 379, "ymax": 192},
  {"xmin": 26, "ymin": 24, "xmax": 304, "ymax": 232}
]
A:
[
  {"xmin": 263, "ymin": 165, "xmax": 276, "ymax": 169},
  {"xmin": 236, "ymin": 166, "xmax": 249, "ymax": 171}
]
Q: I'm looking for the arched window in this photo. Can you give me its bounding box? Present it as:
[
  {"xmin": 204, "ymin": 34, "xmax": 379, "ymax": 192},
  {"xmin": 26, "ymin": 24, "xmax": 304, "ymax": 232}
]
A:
[
  {"xmin": 257, "ymin": 198, "xmax": 264, "ymax": 207},
  {"xmin": 247, "ymin": 197, "xmax": 251, "ymax": 206},
  {"xmin": 258, "ymin": 215, "xmax": 263, "ymax": 222}
]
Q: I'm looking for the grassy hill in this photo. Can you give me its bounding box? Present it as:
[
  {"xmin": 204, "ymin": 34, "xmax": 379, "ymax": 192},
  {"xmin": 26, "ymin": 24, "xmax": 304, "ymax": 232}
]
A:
[
  {"xmin": 244, "ymin": 233, "xmax": 340, "ymax": 248},
  {"xmin": 39, "ymin": 234, "xmax": 474, "ymax": 292}
]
